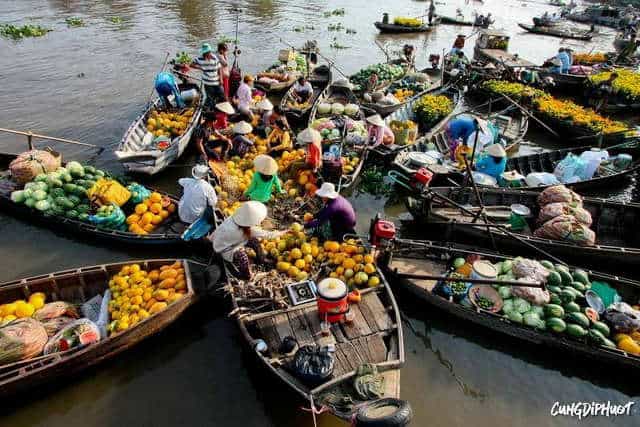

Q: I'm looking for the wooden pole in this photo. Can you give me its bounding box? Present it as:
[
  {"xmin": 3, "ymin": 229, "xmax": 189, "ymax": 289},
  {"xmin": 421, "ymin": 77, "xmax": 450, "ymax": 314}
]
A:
[
  {"xmin": 497, "ymin": 92, "xmax": 560, "ymax": 138},
  {"xmin": 0, "ymin": 127, "xmax": 103, "ymax": 152}
]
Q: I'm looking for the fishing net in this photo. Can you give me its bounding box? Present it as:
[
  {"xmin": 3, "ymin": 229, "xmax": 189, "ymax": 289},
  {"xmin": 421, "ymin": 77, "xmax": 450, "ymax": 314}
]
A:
[
  {"xmin": 538, "ymin": 202, "xmax": 593, "ymax": 226},
  {"xmin": 0, "ymin": 318, "xmax": 48, "ymax": 365},
  {"xmin": 537, "ymin": 185, "xmax": 583, "ymax": 206},
  {"xmin": 33, "ymin": 302, "xmax": 79, "ymax": 322},
  {"xmin": 9, "ymin": 149, "xmax": 61, "ymax": 184},
  {"xmin": 534, "ymin": 215, "xmax": 596, "ymax": 246}
]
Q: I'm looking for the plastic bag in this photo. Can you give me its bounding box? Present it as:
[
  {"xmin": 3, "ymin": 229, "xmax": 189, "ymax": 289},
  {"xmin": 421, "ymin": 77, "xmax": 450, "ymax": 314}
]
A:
[
  {"xmin": 41, "ymin": 317, "xmax": 76, "ymax": 337},
  {"xmin": 512, "ymin": 258, "xmax": 550, "ymax": 283},
  {"xmin": 9, "ymin": 149, "xmax": 61, "ymax": 184},
  {"xmin": 537, "ymin": 185, "xmax": 583, "ymax": 206},
  {"xmin": 89, "ymin": 204, "xmax": 126, "ymax": 230},
  {"xmin": 511, "ymin": 278, "xmax": 551, "ymax": 306},
  {"xmin": 43, "ymin": 319, "xmax": 101, "ymax": 355},
  {"xmin": 291, "ymin": 345, "xmax": 334, "ymax": 386},
  {"xmin": 534, "ymin": 215, "xmax": 596, "ymax": 246},
  {"xmin": 538, "ymin": 202, "xmax": 592, "ymax": 226},
  {"xmin": 33, "ymin": 302, "xmax": 79, "ymax": 321},
  {"xmin": 0, "ymin": 318, "xmax": 48, "ymax": 364},
  {"xmin": 525, "ymin": 172, "xmax": 560, "ymax": 188},
  {"xmin": 127, "ymin": 183, "xmax": 151, "ymax": 205},
  {"xmin": 603, "ymin": 303, "xmax": 640, "ymax": 334},
  {"xmin": 87, "ymin": 178, "xmax": 131, "ymax": 207},
  {"xmin": 554, "ymin": 154, "xmax": 587, "ymax": 184}
]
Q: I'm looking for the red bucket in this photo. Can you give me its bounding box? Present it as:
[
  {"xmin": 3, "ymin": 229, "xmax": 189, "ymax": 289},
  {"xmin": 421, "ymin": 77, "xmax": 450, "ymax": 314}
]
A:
[{"xmin": 317, "ymin": 278, "xmax": 349, "ymax": 323}]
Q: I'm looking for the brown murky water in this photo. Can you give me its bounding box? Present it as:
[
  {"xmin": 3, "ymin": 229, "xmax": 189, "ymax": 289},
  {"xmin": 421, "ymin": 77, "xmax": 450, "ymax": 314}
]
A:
[{"xmin": 1, "ymin": 0, "xmax": 638, "ymax": 426}]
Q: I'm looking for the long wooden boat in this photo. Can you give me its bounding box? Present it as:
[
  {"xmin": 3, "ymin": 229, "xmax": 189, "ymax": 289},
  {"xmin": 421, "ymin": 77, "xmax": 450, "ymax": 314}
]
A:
[
  {"xmin": 224, "ymin": 248, "xmax": 406, "ymax": 423},
  {"xmin": 369, "ymin": 85, "xmax": 463, "ymax": 160},
  {"xmin": 361, "ymin": 68, "xmax": 443, "ymax": 117},
  {"xmin": 308, "ymin": 81, "xmax": 368, "ymax": 191},
  {"xmin": 378, "ymin": 239, "xmax": 640, "ymax": 371},
  {"xmin": 405, "ymin": 186, "xmax": 640, "ymax": 271},
  {"xmin": 518, "ymin": 23, "xmax": 593, "ymax": 40},
  {"xmin": 255, "ymin": 71, "xmax": 302, "ymax": 93},
  {"xmin": 0, "ymin": 258, "xmax": 208, "ymax": 399},
  {"xmin": 374, "ymin": 21, "xmax": 433, "ymax": 33},
  {"xmin": 279, "ymin": 65, "xmax": 332, "ymax": 126},
  {"xmin": 386, "ymin": 107, "xmax": 527, "ymax": 166},
  {"xmin": 116, "ymin": 82, "xmax": 203, "ymax": 176},
  {"xmin": 0, "ymin": 153, "xmax": 193, "ymax": 246},
  {"xmin": 438, "ymin": 15, "xmax": 488, "ymax": 28},
  {"xmin": 529, "ymin": 67, "xmax": 589, "ymax": 92}
]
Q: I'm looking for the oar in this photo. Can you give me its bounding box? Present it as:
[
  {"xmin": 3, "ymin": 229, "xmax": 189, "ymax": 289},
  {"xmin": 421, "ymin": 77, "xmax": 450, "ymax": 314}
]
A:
[
  {"xmin": 0, "ymin": 127, "xmax": 104, "ymax": 153},
  {"xmin": 496, "ymin": 92, "xmax": 560, "ymax": 138}
]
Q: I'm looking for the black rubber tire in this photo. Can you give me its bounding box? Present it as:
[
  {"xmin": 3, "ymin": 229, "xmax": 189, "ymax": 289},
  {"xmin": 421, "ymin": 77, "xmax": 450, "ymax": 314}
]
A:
[{"xmin": 355, "ymin": 398, "xmax": 413, "ymax": 427}]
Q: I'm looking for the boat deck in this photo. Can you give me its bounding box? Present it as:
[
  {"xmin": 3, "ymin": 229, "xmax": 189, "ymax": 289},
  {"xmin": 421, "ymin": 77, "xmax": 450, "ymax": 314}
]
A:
[
  {"xmin": 389, "ymin": 257, "xmax": 447, "ymax": 292},
  {"xmin": 478, "ymin": 49, "xmax": 536, "ymax": 67}
]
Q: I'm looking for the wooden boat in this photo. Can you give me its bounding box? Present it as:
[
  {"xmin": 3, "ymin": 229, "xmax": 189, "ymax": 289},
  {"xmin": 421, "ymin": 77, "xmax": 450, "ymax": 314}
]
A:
[
  {"xmin": 0, "ymin": 258, "xmax": 208, "ymax": 399},
  {"xmin": 566, "ymin": 5, "xmax": 624, "ymax": 29},
  {"xmin": 0, "ymin": 153, "xmax": 193, "ymax": 246},
  {"xmin": 527, "ymin": 67, "xmax": 589, "ymax": 92},
  {"xmin": 473, "ymin": 30, "xmax": 537, "ymax": 68},
  {"xmin": 279, "ymin": 65, "xmax": 332, "ymax": 125},
  {"xmin": 518, "ymin": 23, "xmax": 593, "ymax": 40},
  {"xmin": 255, "ymin": 71, "xmax": 302, "ymax": 93},
  {"xmin": 224, "ymin": 252, "xmax": 406, "ymax": 423},
  {"xmin": 308, "ymin": 81, "xmax": 368, "ymax": 191},
  {"xmin": 374, "ymin": 21, "xmax": 433, "ymax": 33},
  {"xmin": 386, "ymin": 107, "xmax": 527, "ymax": 168},
  {"xmin": 438, "ymin": 15, "xmax": 488, "ymax": 28},
  {"xmin": 116, "ymin": 82, "xmax": 203, "ymax": 176},
  {"xmin": 361, "ymin": 68, "xmax": 443, "ymax": 117},
  {"xmin": 378, "ymin": 238, "xmax": 640, "ymax": 371},
  {"xmin": 370, "ymin": 85, "xmax": 463, "ymax": 160},
  {"xmin": 405, "ymin": 186, "xmax": 640, "ymax": 271}
]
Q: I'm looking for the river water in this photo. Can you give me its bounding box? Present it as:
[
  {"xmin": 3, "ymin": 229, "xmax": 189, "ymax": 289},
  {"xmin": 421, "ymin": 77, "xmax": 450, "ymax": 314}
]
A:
[{"xmin": 1, "ymin": 0, "xmax": 638, "ymax": 426}]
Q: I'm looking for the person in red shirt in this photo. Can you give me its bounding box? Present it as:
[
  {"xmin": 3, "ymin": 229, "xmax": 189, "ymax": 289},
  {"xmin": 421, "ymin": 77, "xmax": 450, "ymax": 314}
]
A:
[
  {"xmin": 213, "ymin": 101, "xmax": 235, "ymax": 130},
  {"xmin": 289, "ymin": 128, "xmax": 322, "ymax": 179}
]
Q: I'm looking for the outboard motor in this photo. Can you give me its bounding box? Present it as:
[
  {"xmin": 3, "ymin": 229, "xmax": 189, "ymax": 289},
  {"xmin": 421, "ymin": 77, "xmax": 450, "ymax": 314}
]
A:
[{"xmin": 369, "ymin": 214, "xmax": 396, "ymax": 248}]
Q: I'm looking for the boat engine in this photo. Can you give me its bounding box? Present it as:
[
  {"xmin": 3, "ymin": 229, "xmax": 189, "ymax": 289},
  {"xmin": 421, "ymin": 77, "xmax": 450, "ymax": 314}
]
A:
[
  {"xmin": 411, "ymin": 167, "xmax": 434, "ymax": 191},
  {"xmin": 369, "ymin": 213, "xmax": 396, "ymax": 248}
]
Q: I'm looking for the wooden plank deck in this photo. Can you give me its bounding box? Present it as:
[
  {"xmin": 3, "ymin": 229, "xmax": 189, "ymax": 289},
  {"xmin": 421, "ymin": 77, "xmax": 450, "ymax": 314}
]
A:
[{"xmin": 389, "ymin": 257, "xmax": 448, "ymax": 292}]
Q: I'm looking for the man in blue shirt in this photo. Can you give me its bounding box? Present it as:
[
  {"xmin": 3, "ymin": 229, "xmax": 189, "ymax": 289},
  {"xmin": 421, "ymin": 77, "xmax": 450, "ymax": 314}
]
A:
[
  {"xmin": 154, "ymin": 71, "xmax": 185, "ymax": 109},
  {"xmin": 446, "ymin": 115, "xmax": 477, "ymax": 160},
  {"xmin": 557, "ymin": 48, "xmax": 570, "ymax": 74}
]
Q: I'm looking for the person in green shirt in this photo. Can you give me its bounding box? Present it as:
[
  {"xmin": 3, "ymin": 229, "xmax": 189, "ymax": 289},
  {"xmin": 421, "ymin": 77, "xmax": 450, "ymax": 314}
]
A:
[{"xmin": 244, "ymin": 154, "xmax": 285, "ymax": 202}]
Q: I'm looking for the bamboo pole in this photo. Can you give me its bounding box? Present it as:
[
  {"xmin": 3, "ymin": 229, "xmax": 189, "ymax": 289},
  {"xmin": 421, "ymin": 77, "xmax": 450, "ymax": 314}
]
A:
[{"xmin": 0, "ymin": 127, "xmax": 103, "ymax": 152}]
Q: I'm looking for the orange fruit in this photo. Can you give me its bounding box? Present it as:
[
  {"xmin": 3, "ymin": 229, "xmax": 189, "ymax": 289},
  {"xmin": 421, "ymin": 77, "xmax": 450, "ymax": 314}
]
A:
[
  {"xmin": 140, "ymin": 212, "xmax": 154, "ymax": 225},
  {"xmin": 143, "ymin": 223, "xmax": 155, "ymax": 232},
  {"xmin": 159, "ymin": 210, "xmax": 169, "ymax": 219},
  {"xmin": 135, "ymin": 204, "xmax": 148, "ymax": 215},
  {"xmin": 151, "ymin": 214, "xmax": 163, "ymax": 225},
  {"xmin": 150, "ymin": 192, "xmax": 162, "ymax": 203},
  {"xmin": 150, "ymin": 203, "xmax": 162, "ymax": 214},
  {"xmin": 126, "ymin": 214, "xmax": 140, "ymax": 225},
  {"xmin": 342, "ymin": 258, "xmax": 356, "ymax": 270},
  {"xmin": 167, "ymin": 204, "xmax": 176, "ymax": 213}
]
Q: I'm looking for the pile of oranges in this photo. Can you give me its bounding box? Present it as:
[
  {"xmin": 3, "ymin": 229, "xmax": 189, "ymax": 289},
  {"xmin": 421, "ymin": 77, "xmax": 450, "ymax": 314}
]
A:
[
  {"xmin": 145, "ymin": 108, "xmax": 194, "ymax": 139},
  {"xmin": 126, "ymin": 192, "xmax": 176, "ymax": 235},
  {"xmin": 107, "ymin": 261, "xmax": 187, "ymax": 334}
]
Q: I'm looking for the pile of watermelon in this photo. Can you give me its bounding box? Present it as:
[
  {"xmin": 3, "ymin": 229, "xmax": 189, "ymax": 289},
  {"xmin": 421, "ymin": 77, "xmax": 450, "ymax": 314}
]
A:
[{"xmin": 10, "ymin": 161, "xmax": 109, "ymax": 222}]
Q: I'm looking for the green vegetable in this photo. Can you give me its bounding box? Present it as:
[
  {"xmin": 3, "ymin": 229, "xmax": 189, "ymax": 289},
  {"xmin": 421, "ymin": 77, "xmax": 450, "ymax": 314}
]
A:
[
  {"xmin": 10, "ymin": 190, "xmax": 26, "ymax": 203},
  {"xmin": 588, "ymin": 329, "xmax": 606, "ymax": 345},
  {"xmin": 566, "ymin": 312, "xmax": 590, "ymax": 328},
  {"xmin": 512, "ymin": 297, "xmax": 531, "ymax": 314},
  {"xmin": 601, "ymin": 338, "xmax": 616, "ymax": 349},
  {"xmin": 34, "ymin": 174, "xmax": 47, "ymax": 182},
  {"xmin": 572, "ymin": 269, "xmax": 590, "ymax": 286},
  {"xmin": 591, "ymin": 321, "xmax": 610, "ymax": 337},
  {"xmin": 67, "ymin": 195, "xmax": 81, "ymax": 206},
  {"xmin": 540, "ymin": 260, "xmax": 555, "ymax": 271},
  {"xmin": 547, "ymin": 271, "xmax": 562, "ymax": 287},
  {"xmin": 475, "ymin": 296, "xmax": 494, "ymax": 310},
  {"xmin": 66, "ymin": 161, "xmax": 85, "ymax": 177},
  {"xmin": 24, "ymin": 198, "xmax": 36, "ymax": 208},
  {"xmin": 453, "ymin": 258, "xmax": 466, "ymax": 269},
  {"xmin": 557, "ymin": 268, "xmax": 573, "ymax": 286},
  {"xmin": 501, "ymin": 260, "xmax": 512, "ymax": 274},
  {"xmin": 570, "ymin": 281, "xmax": 586, "ymax": 292},
  {"xmin": 66, "ymin": 209, "xmax": 79, "ymax": 219},
  {"xmin": 546, "ymin": 317, "xmax": 567, "ymax": 333},
  {"xmin": 498, "ymin": 286, "xmax": 512, "ymax": 300},
  {"xmin": 34, "ymin": 200, "xmax": 51, "ymax": 211},
  {"xmin": 530, "ymin": 305, "xmax": 545, "ymax": 318},
  {"xmin": 502, "ymin": 299, "xmax": 514, "ymax": 314},
  {"xmin": 544, "ymin": 304, "xmax": 565, "ymax": 319},
  {"xmin": 32, "ymin": 189, "xmax": 47, "ymax": 201},
  {"xmin": 566, "ymin": 323, "xmax": 588, "ymax": 338},
  {"xmin": 547, "ymin": 285, "xmax": 562, "ymax": 294},
  {"xmin": 560, "ymin": 289, "xmax": 576, "ymax": 304},
  {"xmin": 507, "ymin": 311, "xmax": 523, "ymax": 324},
  {"xmin": 549, "ymin": 293, "xmax": 562, "ymax": 305},
  {"xmin": 523, "ymin": 311, "xmax": 541, "ymax": 327},
  {"xmin": 564, "ymin": 301, "xmax": 581, "ymax": 313}
]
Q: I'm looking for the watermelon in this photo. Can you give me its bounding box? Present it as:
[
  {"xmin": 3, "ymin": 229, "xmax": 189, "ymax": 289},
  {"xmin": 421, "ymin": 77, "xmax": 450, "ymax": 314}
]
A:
[
  {"xmin": 572, "ymin": 269, "xmax": 590, "ymax": 286},
  {"xmin": 78, "ymin": 213, "xmax": 90, "ymax": 221},
  {"xmin": 94, "ymin": 169, "xmax": 106, "ymax": 177},
  {"xmin": 66, "ymin": 210, "xmax": 79, "ymax": 219},
  {"xmin": 558, "ymin": 269, "xmax": 573, "ymax": 286},
  {"xmin": 588, "ymin": 329, "xmax": 606, "ymax": 345},
  {"xmin": 564, "ymin": 301, "xmax": 581, "ymax": 313},
  {"xmin": 547, "ymin": 317, "xmax": 566, "ymax": 333},
  {"xmin": 570, "ymin": 281, "xmax": 586, "ymax": 292},
  {"xmin": 591, "ymin": 321, "xmax": 610, "ymax": 337},
  {"xmin": 540, "ymin": 260, "xmax": 555, "ymax": 271},
  {"xmin": 549, "ymin": 293, "xmax": 562, "ymax": 305},
  {"xmin": 566, "ymin": 324, "xmax": 587, "ymax": 338},
  {"xmin": 68, "ymin": 195, "xmax": 81, "ymax": 206},
  {"xmin": 547, "ymin": 271, "xmax": 562, "ymax": 287},
  {"xmin": 560, "ymin": 289, "xmax": 576, "ymax": 304},
  {"xmin": 63, "ymin": 183, "xmax": 78, "ymax": 193},
  {"xmin": 84, "ymin": 165, "xmax": 96, "ymax": 174},
  {"xmin": 77, "ymin": 204, "xmax": 90, "ymax": 213},
  {"xmin": 84, "ymin": 173, "xmax": 95, "ymax": 181},
  {"xmin": 566, "ymin": 312, "xmax": 590, "ymax": 328},
  {"xmin": 544, "ymin": 304, "xmax": 565, "ymax": 319},
  {"xmin": 601, "ymin": 338, "xmax": 616, "ymax": 349},
  {"xmin": 547, "ymin": 285, "xmax": 562, "ymax": 294},
  {"xmin": 50, "ymin": 188, "xmax": 65, "ymax": 198}
]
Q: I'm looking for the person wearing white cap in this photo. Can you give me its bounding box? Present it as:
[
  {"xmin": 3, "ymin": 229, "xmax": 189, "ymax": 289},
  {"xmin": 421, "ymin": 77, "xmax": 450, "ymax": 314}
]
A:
[
  {"xmin": 366, "ymin": 114, "xmax": 395, "ymax": 147},
  {"xmin": 292, "ymin": 76, "xmax": 313, "ymax": 103},
  {"xmin": 178, "ymin": 164, "xmax": 217, "ymax": 224},
  {"xmin": 289, "ymin": 128, "xmax": 323, "ymax": 179},
  {"xmin": 194, "ymin": 110, "xmax": 232, "ymax": 162},
  {"xmin": 305, "ymin": 182, "xmax": 356, "ymax": 241},
  {"xmin": 244, "ymin": 154, "xmax": 285, "ymax": 203},
  {"xmin": 212, "ymin": 201, "xmax": 281, "ymax": 279},
  {"xmin": 255, "ymin": 98, "xmax": 274, "ymax": 138},
  {"xmin": 475, "ymin": 143, "xmax": 507, "ymax": 181},
  {"xmin": 229, "ymin": 121, "xmax": 255, "ymax": 158}
]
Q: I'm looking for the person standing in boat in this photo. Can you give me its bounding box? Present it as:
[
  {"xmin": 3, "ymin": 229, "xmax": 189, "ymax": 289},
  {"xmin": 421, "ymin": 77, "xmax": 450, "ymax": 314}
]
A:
[
  {"xmin": 234, "ymin": 74, "xmax": 255, "ymax": 122},
  {"xmin": 557, "ymin": 48, "xmax": 571, "ymax": 74},
  {"xmin": 292, "ymin": 76, "xmax": 314, "ymax": 104},
  {"xmin": 154, "ymin": 71, "xmax": 185, "ymax": 109},
  {"xmin": 212, "ymin": 201, "xmax": 282, "ymax": 280},
  {"xmin": 229, "ymin": 121, "xmax": 255, "ymax": 158},
  {"xmin": 304, "ymin": 183, "xmax": 356, "ymax": 241},
  {"xmin": 178, "ymin": 164, "xmax": 217, "ymax": 224},
  {"xmin": 244, "ymin": 155, "xmax": 285, "ymax": 203},
  {"xmin": 192, "ymin": 43, "xmax": 225, "ymax": 109},
  {"xmin": 428, "ymin": 0, "xmax": 436, "ymax": 25},
  {"xmin": 217, "ymin": 42, "xmax": 231, "ymax": 99},
  {"xmin": 474, "ymin": 143, "xmax": 507, "ymax": 181},
  {"xmin": 591, "ymin": 72, "xmax": 619, "ymax": 112},
  {"xmin": 194, "ymin": 110, "xmax": 232, "ymax": 162}
]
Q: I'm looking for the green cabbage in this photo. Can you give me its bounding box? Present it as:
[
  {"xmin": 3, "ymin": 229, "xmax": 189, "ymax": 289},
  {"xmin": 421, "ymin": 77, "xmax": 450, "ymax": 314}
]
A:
[
  {"xmin": 10, "ymin": 190, "xmax": 26, "ymax": 203},
  {"xmin": 66, "ymin": 161, "xmax": 85, "ymax": 177},
  {"xmin": 24, "ymin": 198, "xmax": 36, "ymax": 208},
  {"xmin": 32, "ymin": 189, "xmax": 48, "ymax": 201},
  {"xmin": 498, "ymin": 286, "xmax": 512, "ymax": 300},
  {"xmin": 512, "ymin": 297, "xmax": 531, "ymax": 314},
  {"xmin": 502, "ymin": 299, "xmax": 514, "ymax": 314},
  {"xmin": 523, "ymin": 311, "xmax": 541, "ymax": 327},
  {"xmin": 34, "ymin": 200, "xmax": 51, "ymax": 211}
]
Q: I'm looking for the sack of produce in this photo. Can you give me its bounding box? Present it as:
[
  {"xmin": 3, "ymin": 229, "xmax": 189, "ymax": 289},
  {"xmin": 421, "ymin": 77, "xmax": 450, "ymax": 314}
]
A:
[
  {"xmin": 537, "ymin": 185, "xmax": 583, "ymax": 206},
  {"xmin": 511, "ymin": 278, "xmax": 550, "ymax": 306},
  {"xmin": 525, "ymin": 172, "xmax": 560, "ymax": 187},
  {"xmin": 291, "ymin": 345, "xmax": 334, "ymax": 386},
  {"xmin": 512, "ymin": 258, "xmax": 550, "ymax": 283},
  {"xmin": 538, "ymin": 202, "xmax": 593, "ymax": 226},
  {"xmin": 34, "ymin": 301, "xmax": 79, "ymax": 321},
  {"xmin": 89, "ymin": 204, "xmax": 126, "ymax": 230},
  {"xmin": 0, "ymin": 318, "xmax": 48, "ymax": 365},
  {"xmin": 41, "ymin": 316, "xmax": 76, "ymax": 337},
  {"xmin": 603, "ymin": 303, "xmax": 640, "ymax": 334},
  {"xmin": 44, "ymin": 318, "xmax": 101, "ymax": 354},
  {"xmin": 127, "ymin": 183, "xmax": 152, "ymax": 205},
  {"xmin": 87, "ymin": 178, "xmax": 131, "ymax": 206},
  {"xmin": 9, "ymin": 149, "xmax": 62, "ymax": 184},
  {"xmin": 534, "ymin": 215, "xmax": 596, "ymax": 246}
]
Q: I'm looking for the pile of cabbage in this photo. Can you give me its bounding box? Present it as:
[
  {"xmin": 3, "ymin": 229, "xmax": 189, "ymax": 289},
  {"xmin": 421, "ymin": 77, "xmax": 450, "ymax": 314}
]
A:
[
  {"xmin": 10, "ymin": 161, "xmax": 107, "ymax": 221},
  {"xmin": 349, "ymin": 63, "xmax": 405, "ymax": 90},
  {"xmin": 310, "ymin": 117, "xmax": 367, "ymax": 142},
  {"xmin": 317, "ymin": 102, "xmax": 359, "ymax": 117}
]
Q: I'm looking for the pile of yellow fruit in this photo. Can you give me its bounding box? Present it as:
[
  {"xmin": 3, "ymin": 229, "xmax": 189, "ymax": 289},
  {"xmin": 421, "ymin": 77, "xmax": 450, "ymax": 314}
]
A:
[
  {"xmin": 126, "ymin": 192, "xmax": 176, "ymax": 235},
  {"xmin": 614, "ymin": 331, "xmax": 640, "ymax": 355},
  {"xmin": 287, "ymin": 99, "xmax": 311, "ymax": 110},
  {"xmin": 0, "ymin": 293, "xmax": 46, "ymax": 325},
  {"xmin": 146, "ymin": 108, "xmax": 194, "ymax": 139},
  {"xmin": 263, "ymin": 223, "xmax": 321, "ymax": 282},
  {"xmin": 393, "ymin": 89, "xmax": 414, "ymax": 103},
  {"xmin": 278, "ymin": 149, "xmax": 306, "ymax": 173},
  {"xmin": 325, "ymin": 239, "xmax": 381, "ymax": 288},
  {"xmin": 107, "ymin": 261, "xmax": 187, "ymax": 334},
  {"xmin": 342, "ymin": 156, "xmax": 360, "ymax": 175}
]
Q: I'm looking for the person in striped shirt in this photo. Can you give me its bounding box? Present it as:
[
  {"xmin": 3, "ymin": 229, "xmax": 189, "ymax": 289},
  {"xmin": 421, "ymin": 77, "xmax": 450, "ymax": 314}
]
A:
[{"xmin": 191, "ymin": 43, "xmax": 225, "ymax": 108}]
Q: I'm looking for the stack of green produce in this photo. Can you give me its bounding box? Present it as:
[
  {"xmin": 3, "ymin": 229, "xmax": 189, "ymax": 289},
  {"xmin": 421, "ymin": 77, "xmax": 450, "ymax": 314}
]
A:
[
  {"xmin": 10, "ymin": 162, "xmax": 108, "ymax": 223},
  {"xmin": 489, "ymin": 258, "xmax": 615, "ymax": 348},
  {"xmin": 389, "ymin": 79, "xmax": 428, "ymax": 94},
  {"xmin": 349, "ymin": 63, "xmax": 405, "ymax": 90},
  {"xmin": 294, "ymin": 53, "xmax": 307, "ymax": 74}
]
